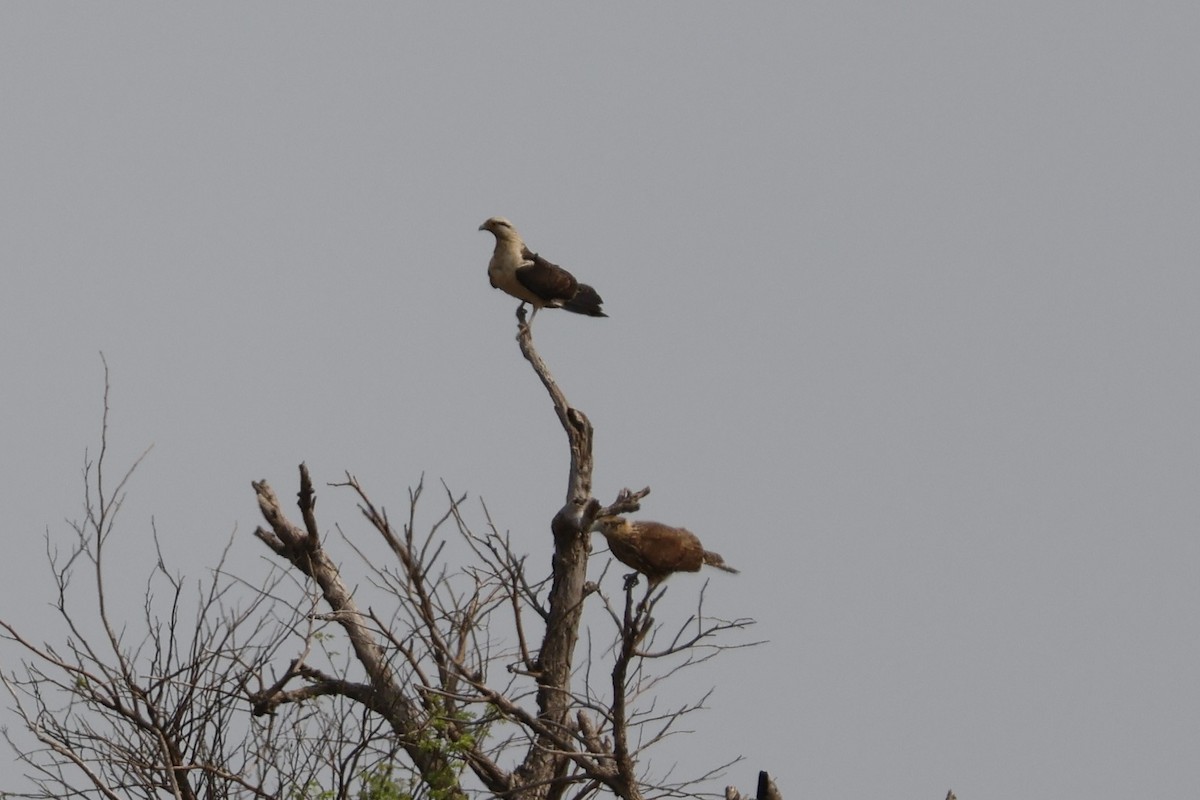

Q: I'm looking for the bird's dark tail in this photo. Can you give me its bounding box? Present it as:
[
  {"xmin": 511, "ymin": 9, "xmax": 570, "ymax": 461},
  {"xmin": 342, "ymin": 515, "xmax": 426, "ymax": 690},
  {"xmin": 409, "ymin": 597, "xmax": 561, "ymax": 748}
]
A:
[
  {"xmin": 563, "ymin": 284, "xmax": 607, "ymax": 317},
  {"xmin": 703, "ymin": 551, "xmax": 739, "ymax": 574}
]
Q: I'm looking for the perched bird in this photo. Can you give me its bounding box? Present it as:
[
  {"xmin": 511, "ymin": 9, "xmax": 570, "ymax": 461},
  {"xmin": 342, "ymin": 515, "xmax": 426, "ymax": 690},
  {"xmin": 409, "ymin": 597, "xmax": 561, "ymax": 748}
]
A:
[
  {"xmin": 591, "ymin": 517, "xmax": 738, "ymax": 588},
  {"xmin": 479, "ymin": 216, "xmax": 606, "ymax": 320}
]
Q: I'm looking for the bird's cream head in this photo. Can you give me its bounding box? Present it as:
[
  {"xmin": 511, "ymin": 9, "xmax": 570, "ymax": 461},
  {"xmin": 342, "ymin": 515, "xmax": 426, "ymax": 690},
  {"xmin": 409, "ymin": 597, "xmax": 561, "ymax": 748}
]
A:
[{"xmin": 479, "ymin": 216, "xmax": 522, "ymax": 243}]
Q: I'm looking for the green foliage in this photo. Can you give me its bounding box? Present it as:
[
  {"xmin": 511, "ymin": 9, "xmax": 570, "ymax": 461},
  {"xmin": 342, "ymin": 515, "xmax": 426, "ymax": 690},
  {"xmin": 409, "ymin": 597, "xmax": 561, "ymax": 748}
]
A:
[
  {"xmin": 291, "ymin": 765, "xmax": 412, "ymax": 800},
  {"xmin": 357, "ymin": 765, "xmax": 411, "ymax": 800},
  {"xmin": 417, "ymin": 703, "xmax": 481, "ymax": 800},
  {"xmin": 290, "ymin": 704, "xmax": 484, "ymax": 800}
]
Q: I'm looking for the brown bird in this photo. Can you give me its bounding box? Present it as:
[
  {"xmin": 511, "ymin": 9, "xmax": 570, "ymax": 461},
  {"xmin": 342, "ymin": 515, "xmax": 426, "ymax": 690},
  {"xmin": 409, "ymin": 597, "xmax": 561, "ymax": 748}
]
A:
[
  {"xmin": 479, "ymin": 216, "xmax": 606, "ymax": 320},
  {"xmin": 591, "ymin": 517, "xmax": 738, "ymax": 588}
]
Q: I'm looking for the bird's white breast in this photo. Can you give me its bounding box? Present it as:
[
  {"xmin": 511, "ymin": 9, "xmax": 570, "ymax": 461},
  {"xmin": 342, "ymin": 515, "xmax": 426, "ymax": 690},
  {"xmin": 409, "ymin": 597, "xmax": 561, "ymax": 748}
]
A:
[{"xmin": 488, "ymin": 241, "xmax": 544, "ymax": 306}]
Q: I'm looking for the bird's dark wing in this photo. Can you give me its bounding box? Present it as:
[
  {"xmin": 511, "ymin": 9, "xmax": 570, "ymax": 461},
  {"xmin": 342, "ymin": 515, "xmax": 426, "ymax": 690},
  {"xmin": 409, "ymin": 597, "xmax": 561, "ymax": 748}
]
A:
[
  {"xmin": 633, "ymin": 522, "xmax": 705, "ymax": 573},
  {"xmin": 604, "ymin": 535, "xmax": 659, "ymax": 577},
  {"xmin": 515, "ymin": 247, "xmax": 578, "ymax": 305}
]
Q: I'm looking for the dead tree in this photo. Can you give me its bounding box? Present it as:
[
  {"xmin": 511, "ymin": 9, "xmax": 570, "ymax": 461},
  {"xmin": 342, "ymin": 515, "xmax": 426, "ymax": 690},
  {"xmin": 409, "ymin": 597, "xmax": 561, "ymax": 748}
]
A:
[
  {"xmin": 1, "ymin": 322, "xmax": 763, "ymax": 798},
  {"xmin": 248, "ymin": 311, "xmax": 758, "ymax": 799}
]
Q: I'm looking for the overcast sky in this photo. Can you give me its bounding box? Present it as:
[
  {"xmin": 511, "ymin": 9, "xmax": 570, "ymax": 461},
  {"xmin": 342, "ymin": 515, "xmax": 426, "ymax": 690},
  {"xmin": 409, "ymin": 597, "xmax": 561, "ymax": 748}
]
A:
[{"xmin": 2, "ymin": 4, "xmax": 1198, "ymax": 798}]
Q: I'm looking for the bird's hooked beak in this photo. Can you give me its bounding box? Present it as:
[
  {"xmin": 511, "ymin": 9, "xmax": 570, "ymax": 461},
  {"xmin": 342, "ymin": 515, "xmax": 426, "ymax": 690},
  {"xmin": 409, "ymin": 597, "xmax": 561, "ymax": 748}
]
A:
[
  {"xmin": 478, "ymin": 222, "xmax": 488, "ymax": 231},
  {"xmin": 589, "ymin": 515, "xmax": 619, "ymax": 534}
]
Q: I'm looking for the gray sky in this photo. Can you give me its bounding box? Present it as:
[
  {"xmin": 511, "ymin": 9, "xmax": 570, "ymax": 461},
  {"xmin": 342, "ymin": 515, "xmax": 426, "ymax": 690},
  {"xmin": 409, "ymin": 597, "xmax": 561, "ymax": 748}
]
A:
[{"xmin": 2, "ymin": 4, "xmax": 1198, "ymax": 798}]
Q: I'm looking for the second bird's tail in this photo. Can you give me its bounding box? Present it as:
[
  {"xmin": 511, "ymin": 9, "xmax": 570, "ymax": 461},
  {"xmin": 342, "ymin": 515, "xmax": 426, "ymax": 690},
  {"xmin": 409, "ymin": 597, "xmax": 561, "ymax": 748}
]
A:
[{"xmin": 703, "ymin": 551, "xmax": 739, "ymax": 574}]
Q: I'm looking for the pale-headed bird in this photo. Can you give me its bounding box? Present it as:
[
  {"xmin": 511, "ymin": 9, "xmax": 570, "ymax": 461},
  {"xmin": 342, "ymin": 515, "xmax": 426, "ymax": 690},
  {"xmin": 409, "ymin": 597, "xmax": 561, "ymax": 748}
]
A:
[{"xmin": 479, "ymin": 217, "xmax": 606, "ymax": 320}]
